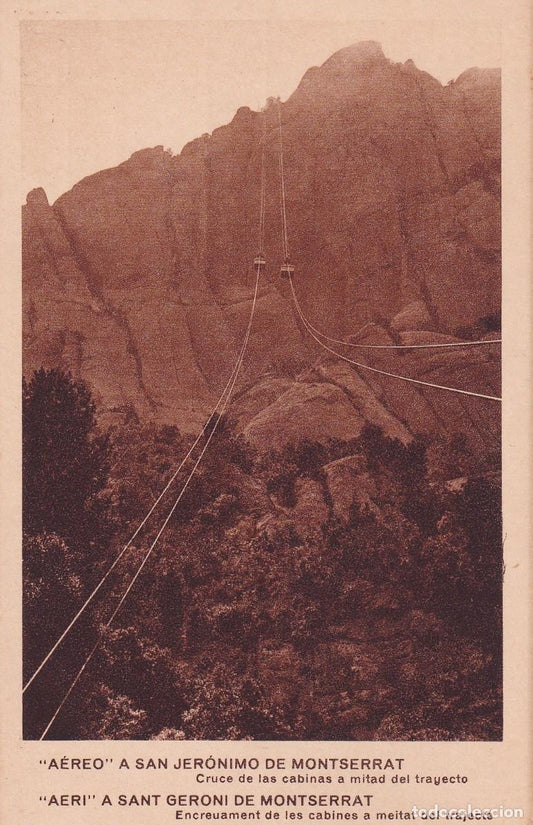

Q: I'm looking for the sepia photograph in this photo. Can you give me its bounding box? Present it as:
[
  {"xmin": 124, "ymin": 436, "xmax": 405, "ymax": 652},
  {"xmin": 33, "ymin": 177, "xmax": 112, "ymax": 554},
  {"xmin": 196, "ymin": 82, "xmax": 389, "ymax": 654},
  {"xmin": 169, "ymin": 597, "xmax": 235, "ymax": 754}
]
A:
[{"xmin": 20, "ymin": 17, "xmax": 504, "ymax": 744}]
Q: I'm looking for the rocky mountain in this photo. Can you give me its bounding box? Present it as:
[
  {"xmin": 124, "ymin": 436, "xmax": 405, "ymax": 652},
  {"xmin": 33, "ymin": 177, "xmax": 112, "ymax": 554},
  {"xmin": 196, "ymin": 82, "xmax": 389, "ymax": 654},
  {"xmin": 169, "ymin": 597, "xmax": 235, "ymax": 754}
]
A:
[{"xmin": 22, "ymin": 41, "xmax": 501, "ymax": 451}]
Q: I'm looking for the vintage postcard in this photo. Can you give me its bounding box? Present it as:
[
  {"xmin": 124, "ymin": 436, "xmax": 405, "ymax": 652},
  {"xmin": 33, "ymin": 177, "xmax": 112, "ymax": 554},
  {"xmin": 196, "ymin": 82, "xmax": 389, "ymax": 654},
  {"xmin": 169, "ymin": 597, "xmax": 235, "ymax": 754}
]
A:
[{"xmin": 1, "ymin": 1, "xmax": 530, "ymax": 823}]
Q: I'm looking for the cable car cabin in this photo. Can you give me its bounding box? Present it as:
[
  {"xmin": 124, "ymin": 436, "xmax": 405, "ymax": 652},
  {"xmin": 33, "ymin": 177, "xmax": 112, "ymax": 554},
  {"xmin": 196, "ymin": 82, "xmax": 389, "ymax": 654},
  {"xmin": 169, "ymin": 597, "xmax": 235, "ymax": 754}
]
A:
[
  {"xmin": 280, "ymin": 258, "xmax": 294, "ymax": 278},
  {"xmin": 253, "ymin": 253, "xmax": 266, "ymax": 273}
]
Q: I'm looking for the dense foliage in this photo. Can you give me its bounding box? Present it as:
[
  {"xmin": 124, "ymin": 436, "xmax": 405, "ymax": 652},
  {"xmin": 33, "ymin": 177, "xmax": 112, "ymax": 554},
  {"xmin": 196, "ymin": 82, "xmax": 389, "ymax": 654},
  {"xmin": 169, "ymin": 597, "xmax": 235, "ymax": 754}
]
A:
[
  {"xmin": 23, "ymin": 368, "xmax": 112, "ymax": 544},
  {"xmin": 23, "ymin": 371, "xmax": 502, "ymax": 740}
]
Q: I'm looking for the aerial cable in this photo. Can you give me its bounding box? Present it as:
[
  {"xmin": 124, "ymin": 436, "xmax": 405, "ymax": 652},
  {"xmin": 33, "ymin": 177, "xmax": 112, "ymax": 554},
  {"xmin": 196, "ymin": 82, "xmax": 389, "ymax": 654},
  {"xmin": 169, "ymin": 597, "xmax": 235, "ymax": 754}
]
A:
[
  {"xmin": 253, "ymin": 111, "xmax": 267, "ymax": 276},
  {"xmin": 39, "ymin": 268, "xmax": 261, "ymax": 740},
  {"xmin": 290, "ymin": 293, "xmax": 501, "ymax": 350},
  {"xmin": 38, "ymin": 115, "xmax": 267, "ymax": 736},
  {"xmin": 259, "ymin": 112, "xmax": 266, "ymax": 252},
  {"xmin": 24, "ymin": 264, "xmax": 263, "ymax": 695},
  {"xmin": 277, "ymin": 100, "xmax": 290, "ymax": 260},
  {"xmin": 23, "ymin": 351, "xmax": 244, "ymax": 693},
  {"xmin": 275, "ymin": 98, "xmax": 500, "ymax": 352},
  {"xmin": 274, "ymin": 98, "xmax": 500, "ymax": 401},
  {"xmin": 26, "ymin": 110, "xmax": 270, "ymax": 695},
  {"xmin": 289, "ymin": 275, "xmax": 501, "ymax": 402}
]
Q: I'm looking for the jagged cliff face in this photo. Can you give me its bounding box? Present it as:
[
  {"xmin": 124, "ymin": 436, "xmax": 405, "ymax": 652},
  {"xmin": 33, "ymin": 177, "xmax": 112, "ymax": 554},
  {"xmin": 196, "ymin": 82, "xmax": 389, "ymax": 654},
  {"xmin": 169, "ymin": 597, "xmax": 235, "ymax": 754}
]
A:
[{"xmin": 23, "ymin": 42, "xmax": 501, "ymax": 449}]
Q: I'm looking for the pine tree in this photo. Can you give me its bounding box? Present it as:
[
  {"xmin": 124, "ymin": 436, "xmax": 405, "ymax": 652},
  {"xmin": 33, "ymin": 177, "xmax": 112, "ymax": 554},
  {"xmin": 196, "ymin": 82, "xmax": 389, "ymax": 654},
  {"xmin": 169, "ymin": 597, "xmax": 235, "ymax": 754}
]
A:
[{"xmin": 23, "ymin": 368, "xmax": 111, "ymax": 544}]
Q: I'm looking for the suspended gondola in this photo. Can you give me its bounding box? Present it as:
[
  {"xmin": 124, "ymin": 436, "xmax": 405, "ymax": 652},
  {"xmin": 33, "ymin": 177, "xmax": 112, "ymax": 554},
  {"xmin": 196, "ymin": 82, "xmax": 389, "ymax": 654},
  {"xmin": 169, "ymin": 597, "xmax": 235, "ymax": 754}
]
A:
[
  {"xmin": 280, "ymin": 256, "xmax": 294, "ymax": 278},
  {"xmin": 253, "ymin": 252, "xmax": 266, "ymax": 273}
]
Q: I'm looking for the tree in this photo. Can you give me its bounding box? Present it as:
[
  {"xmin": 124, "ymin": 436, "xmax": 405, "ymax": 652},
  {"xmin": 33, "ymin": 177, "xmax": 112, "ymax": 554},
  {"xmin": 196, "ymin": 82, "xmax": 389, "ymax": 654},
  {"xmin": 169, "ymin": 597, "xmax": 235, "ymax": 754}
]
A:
[
  {"xmin": 23, "ymin": 531, "xmax": 82, "ymax": 682},
  {"xmin": 23, "ymin": 368, "xmax": 111, "ymax": 545}
]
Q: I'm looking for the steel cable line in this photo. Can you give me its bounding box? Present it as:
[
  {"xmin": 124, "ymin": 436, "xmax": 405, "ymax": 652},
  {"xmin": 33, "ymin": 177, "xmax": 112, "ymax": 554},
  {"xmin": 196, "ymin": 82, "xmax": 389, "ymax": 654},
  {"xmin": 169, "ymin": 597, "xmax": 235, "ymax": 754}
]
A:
[
  {"xmin": 25, "ymin": 111, "xmax": 270, "ymax": 697},
  {"xmin": 276, "ymin": 102, "xmax": 499, "ymax": 353},
  {"xmin": 275, "ymin": 99, "xmax": 500, "ymax": 402},
  {"xmin": 39, "ymin": 267, "xmax": 261, "ymax": 740},
  {"xmin": 37, "ymin": 114, "xmax": 268, "ymax": 738},
  {"xmin": 259, "ymin": 113, "xmax": 266, "ymax": 252},
  {"xmin": 23, "ymin": 344, "xmax": 247, "ymax": 693},
  {"xmin": 289, "ymin": 275, "xmax": 501, "ymax": 402},
  {"xmin": 291, "ymin": 297, "xmax": 501, "ymax": 350},
  {"xmin": 277, "ymin": 100, "xmax": 290, "ymax": 260}
]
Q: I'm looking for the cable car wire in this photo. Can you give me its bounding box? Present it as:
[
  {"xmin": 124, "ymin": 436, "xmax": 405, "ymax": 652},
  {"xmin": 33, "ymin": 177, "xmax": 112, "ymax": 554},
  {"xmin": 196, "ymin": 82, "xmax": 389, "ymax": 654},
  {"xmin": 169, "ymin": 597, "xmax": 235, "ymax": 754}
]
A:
[
  {"xmin": 290, "ymin": 296, "xmax": 501, "ymax": 350},
  {"xmin": 25, "ymin": 110, "xmax": 270, "ymax": 698},
  {"xmin": 37, "ymin": 112, "xmax": 268, "ymax": 738},
  {"xmin": 277, "ymin": 100, "xmax": 295, "ymax": 278},
  {"xmin": 254, "ymin": 112, "xmax": 267, "ymax": 274},
  {"xmin": 23, "ymin": 344, "xmax": 247, "ymax": 694},
  {"xmin": 289, "ymin": 275, "xmax": 501, "ymax": 402},
  {"xmin": 259, "ymin": 113, "xmax": 266, "ymax": 252},
  {"xmin": 277, "ymin": 100, "xmax": 290, "ymax": 261},
  {"xmin": 39, "ymin": 267, "xmax": 261, "ymax": 741},
  {"xmin": 275, "ymin": 97, "xmax": 500, "ymax": 402},
  {"xmin": 276, "ymin": 99, "xmax": 499, "ymax": 352}
]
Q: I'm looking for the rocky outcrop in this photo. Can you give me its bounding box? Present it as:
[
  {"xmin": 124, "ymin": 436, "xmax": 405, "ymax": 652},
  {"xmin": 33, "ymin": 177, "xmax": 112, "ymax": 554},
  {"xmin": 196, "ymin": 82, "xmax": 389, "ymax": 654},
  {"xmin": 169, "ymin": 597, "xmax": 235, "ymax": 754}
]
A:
[
  {"xmin": 23, "ymin": 42, "xmax": 501, "ymax": 447},
  {"xmin": 228, "ymin": 341, "xmax": 500, "ymax": 454},
  {"xmin": 390, "ymin": 300, "xmax": 433, "ymax": 332},
  {"xmin": 324, "ymin": 455, "xmax": 379, "ymax": 522}
]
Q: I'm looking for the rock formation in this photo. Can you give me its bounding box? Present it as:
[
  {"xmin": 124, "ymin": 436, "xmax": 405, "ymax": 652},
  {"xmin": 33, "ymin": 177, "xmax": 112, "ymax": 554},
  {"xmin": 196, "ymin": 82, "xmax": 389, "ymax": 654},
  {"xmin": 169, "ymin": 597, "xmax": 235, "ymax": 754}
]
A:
[{"xmin": 23, "ymin": 41, "xmax": 501, "ymax": 450}]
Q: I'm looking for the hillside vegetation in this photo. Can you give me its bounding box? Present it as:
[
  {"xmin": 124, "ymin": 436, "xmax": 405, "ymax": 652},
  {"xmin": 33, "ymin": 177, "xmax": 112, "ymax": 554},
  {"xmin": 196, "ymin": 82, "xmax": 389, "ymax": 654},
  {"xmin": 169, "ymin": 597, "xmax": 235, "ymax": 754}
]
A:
[{"xmin": 23, "ymin": 370, "xmax": 502, "ymax": 741}]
